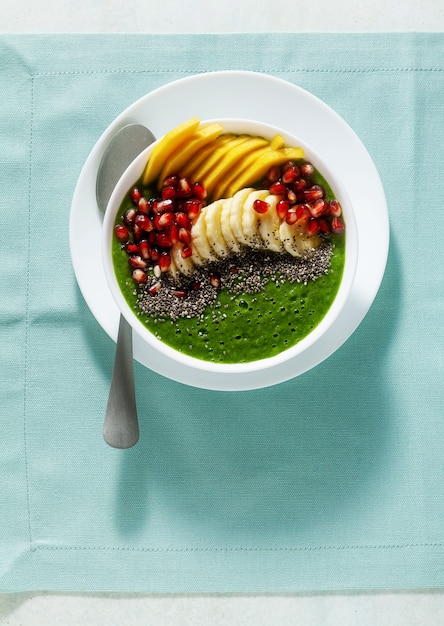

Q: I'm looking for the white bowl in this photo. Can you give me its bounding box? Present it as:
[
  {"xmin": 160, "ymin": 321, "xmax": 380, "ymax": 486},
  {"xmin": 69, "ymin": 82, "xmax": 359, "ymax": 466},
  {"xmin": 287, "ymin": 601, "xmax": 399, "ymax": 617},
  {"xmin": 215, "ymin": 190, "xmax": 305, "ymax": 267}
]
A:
[{"xmin": 102, "ymin": 118, "xmax": 358, "ymax": 384}]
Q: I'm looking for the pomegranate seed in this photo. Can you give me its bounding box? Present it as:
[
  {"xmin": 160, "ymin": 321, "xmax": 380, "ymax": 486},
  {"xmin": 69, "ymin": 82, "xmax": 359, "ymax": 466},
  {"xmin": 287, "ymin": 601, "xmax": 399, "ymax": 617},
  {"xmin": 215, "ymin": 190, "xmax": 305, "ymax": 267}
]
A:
[
  {"xmin": 177, "ymin": 177, "xmax": 192, "ymax": 197},
  {"xmin": 132, "ymin": 224, "xmax": 143, "ymax": 242},
  {"xmin": 331, "ymin": 216, "xmax": 345, "ymax": 234},
  {"xmin": 269, "ymin": 181, "xmax": 287, "ymax": 196},
  {"xmin": 286, "ymin": 209, "xmax": 298, "ymax": 225},
  {"xmin": 329, "ymin": 199, "xmax": 342, "ymax": 217},
  {"xmin": 138, "ymin": 197, "xmax": 150, "ymax": 214},
  {"xmin": 266, "ymin": 165, "xmax": 281, "ymax": 183},
  {"xmin": 178, "ymin": 227, "xmax": 192, "ymax": 243},
  {"xmin": 192, "ymin": 181, "xmax": 207, "ymax": 200},
  {"xmin": 125, "ymin": 242, "xmax": 140, "ymax": 255},
  {"xmin": 153, "ymin": 198, "xmax": 174, "ymax": 214},
  {"xmin": 156, "ymin": 232, "xmax": 173, "ymax": 249},
  {"xmin": 159, "ymin": 252, "xmax": 171, "ymax": 272},
  {"xmin": 132, "ymin": 269, "xmax": 147, "ymax": 284},
  {"xmin": 181, "ymin": 244, "xmax": 193, "ymax": 258},
  {"xmin": 169, "ymin": 224, "xmax": 180, "ymax": 245},
  {"xmin": 282, "ymin": 160, "xmax": 296, "ymax": 172},
  {"xmin": 148, "ymin": 281, "xmax": 161, "ymax": 295},
  {"xmin": 306, "ymin": 219, "xmax": 321, "ymax": 236},
  {"xmin": 130, "ymin": 187, "xmax": 142, "ymax": 204},
  {"xmin": 135, "ymin": 214, "xmax": 153, "ymax": 231},
  {"xmin": 139, "ymin": 240, "xmax": 150, "ymax": 259},
  {"xmin": 129, "ymin": 255, "xmax": 147, "ymax": 269},
  {"xmin": 309, "ymin": 199, "xmax": 328, "ymax": 218},
  {"xmin": 175, "ymin": 212, "xmax": 191, "ymax": 229},
  {"xmin": 155, "ymin": 211, "xmax": 175, "ymax": 230},
  {"xmin": 173, "ymin": 289, "xmax": 187, "ymax": 298},
  {"xmin": 286, "ymin": 189, "xmax": 297, "ymax": 204},
  {"xmin": 282, "ymin": 166, "xmax": 300, "ymax": 184},
  {"xmin": 185, "ymin": 199, "xmax": 201, "ymax": 220},
  {"xmin": 123, "ymin": 208, "xmax": 137, "ymax": 226},
  {"xmin": 229, "ymin": 266, "xmax": 239, "ymax": 274},
  {"xmin": 114, "ymin": 224, "xmax": 129, "ymax": 241},
  {"xmin": 191, "ymin": 281, "xmax": 201, "ymax": 290},
  {"xmin": 301, "ymin": 162, "xmax": 315, "ymax": 178},
  {"xmin": 253, "ymin": 199, "xmax": 269, "ymax": 214},
  {"xmin": 161, "ymin": 185, "xmax": 177, "ymax": 200},
  {"xmin": 150, "ymin": 247, "xmax": 159, "ymax": 262},
  {"xmin": 295, "ymin": 204, "xmax": 311, "ymax": 222},
  {"xmin": 276, "ymin": 199, "xmax": 290, "ymax": 220},
  {"xmin": 292, "ymin": 178, "xmax": 308, "ymax": 192},
  {"xmin": 303, "ymin": 185, "xmax": 324, "ymax": 203},
  {"xmin": 209, "ymin": 273, "xmax": 221, "ymax": 288},
  {"xmin": 318, "ymin": 217, "xmax": 332, "ymax": 237},
  {"xmin": 162, "ymin": 174, "xmax": 179, "ymax": 188}
]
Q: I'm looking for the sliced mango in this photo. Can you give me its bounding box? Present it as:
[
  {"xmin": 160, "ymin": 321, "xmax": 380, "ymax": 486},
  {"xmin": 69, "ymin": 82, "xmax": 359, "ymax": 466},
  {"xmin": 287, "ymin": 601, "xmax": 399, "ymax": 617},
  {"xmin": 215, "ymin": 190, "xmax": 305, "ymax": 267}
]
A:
[
  {"xmin": 142, "ymin": 117, "xmax": 201, "ymax": 185},
  {"xmin": 158, "ymin": 122, "xmax": 224, "ymax": 185},
  {"xmin": 180, "ymin": 134, "xmax": 235, "ymax": 179},
  {"xmin": 191, "ymin": 135, "xmax": 251, "ymax": 185}
]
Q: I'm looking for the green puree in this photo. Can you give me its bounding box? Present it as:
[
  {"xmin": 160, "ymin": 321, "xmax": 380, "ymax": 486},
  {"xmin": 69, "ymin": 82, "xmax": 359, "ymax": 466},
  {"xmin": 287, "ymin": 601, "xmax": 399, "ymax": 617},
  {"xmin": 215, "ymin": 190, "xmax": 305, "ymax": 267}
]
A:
[{"xmin": 112, "ymin": 169, "xmax": 346, "ymax": 364}]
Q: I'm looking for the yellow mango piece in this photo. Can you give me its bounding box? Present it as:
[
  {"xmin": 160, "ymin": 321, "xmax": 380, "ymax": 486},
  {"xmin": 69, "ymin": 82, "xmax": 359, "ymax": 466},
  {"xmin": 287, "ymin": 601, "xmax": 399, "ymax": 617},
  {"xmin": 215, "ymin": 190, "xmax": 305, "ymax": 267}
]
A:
[
  {"xmin": 158, "ymin": 122, "xmax": 224, "ymax": 184},
  {"xmin": 142, "ymin": 116, "xmax": 201, "ymax": 185},
  {"xmin": 270, "ymin": 134, "xmax": 285, "ymax": 150},
  {"xmin": 204, "ymin": 137, "xmax": 269, "ymax": 199},
  {"xmin": 191, "ymin": 135, "xmax": 252, "ymax": 185},
  {"xmin": 225, "ymin": 146, "xmax": 304, "ymax": 198},
  {"xmin": 180, "ymin": 134, "xmax": 235, "ymax": 179}
]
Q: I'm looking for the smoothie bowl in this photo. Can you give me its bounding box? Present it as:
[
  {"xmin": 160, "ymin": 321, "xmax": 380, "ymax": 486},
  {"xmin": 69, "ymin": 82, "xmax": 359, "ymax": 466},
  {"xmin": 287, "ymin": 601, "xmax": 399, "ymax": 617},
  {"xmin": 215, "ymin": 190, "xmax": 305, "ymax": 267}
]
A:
[{"xmin": 102, "ymin": 117, "xmax": 358, "ymax": 382}]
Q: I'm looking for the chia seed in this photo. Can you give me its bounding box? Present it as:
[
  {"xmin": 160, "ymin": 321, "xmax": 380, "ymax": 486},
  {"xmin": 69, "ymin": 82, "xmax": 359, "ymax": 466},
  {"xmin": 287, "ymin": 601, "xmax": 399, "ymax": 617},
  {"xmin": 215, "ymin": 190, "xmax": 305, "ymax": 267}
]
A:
[{"xmin": 136, "ymin": 243, "xmax": 333, "ymax": 322}]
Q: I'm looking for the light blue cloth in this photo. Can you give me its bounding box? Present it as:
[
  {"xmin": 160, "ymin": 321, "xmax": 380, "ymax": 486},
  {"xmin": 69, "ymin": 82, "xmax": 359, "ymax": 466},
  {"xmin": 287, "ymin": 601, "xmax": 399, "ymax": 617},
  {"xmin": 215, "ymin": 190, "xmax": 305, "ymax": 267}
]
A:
[{"xmin": 1, "ymin": 33, "xmax": 444, "ymax": 592}]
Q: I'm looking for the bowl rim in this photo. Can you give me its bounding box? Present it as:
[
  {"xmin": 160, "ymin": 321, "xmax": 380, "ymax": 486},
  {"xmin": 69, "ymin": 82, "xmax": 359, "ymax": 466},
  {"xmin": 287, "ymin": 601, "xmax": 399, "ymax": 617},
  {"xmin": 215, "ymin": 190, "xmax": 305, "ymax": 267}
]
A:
[{"xmin": 102, "ymin": 117, "xmax": 358, "ymax": 375}]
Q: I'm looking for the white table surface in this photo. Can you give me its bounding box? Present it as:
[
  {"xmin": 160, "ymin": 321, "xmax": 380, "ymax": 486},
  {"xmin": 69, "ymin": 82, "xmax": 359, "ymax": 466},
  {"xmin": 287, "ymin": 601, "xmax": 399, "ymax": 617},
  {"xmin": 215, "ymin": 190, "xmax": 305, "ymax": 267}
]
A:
[{"xmin": 2, "ymin": 1, "xmax": 444, "ymax": 624}]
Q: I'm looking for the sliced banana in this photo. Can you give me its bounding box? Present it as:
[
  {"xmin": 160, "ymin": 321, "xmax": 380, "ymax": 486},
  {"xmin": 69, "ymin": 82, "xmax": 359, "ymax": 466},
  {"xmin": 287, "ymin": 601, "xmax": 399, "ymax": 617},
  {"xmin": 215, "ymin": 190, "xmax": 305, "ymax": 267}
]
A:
[
  {"xmin": 241, "ymin": 189, "xmax": 269, "ymax": 249},
  {"xmin": 258, "ymin": 195, "xmax": 284, "ymax": 252},
  {"xmin": 171, "ymin": 244, "xmax": 194, "ymax": 275},
  {"xmin": 279, "ymin": 222, "xmax": 321, "ymax": 257},
  {"xmin": 220, "ymin": 197, "xmax": 240, "ymax": 253},
  {"xmin": 190, "ymin": 207, "xmax": 218, "ymax": 263},
  {"xmin": 229, "ymin": 187, "xmax": 254, "ymax": 246},
  {"xmin": 204, "ymin": 199, "xmax": 229, "ymax": 257}
]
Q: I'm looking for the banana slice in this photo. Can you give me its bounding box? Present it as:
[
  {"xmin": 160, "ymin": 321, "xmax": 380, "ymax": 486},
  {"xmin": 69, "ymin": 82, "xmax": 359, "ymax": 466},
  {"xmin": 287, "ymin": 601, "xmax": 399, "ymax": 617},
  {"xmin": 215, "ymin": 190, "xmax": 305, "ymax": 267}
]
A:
[
  {"xmin": 241, "ymin": 189, "xmax": 269, "ymax": 248},
  {"xmin": 204, "ymin": 199, "xmax": 229, "ymax": 257},
  {"xmin": 171, "ymin": 244, "xmax": 194, "ymax": 275},
  {"xmin": 279, "ymin": 222, "xmax": 321, "ymax": 257},
  {"xmin": 229, "ymin": 187, "xmax": 254, "ymax": 246},
  {"xmin": 258, "ymin": 195, "xmax": 284, "ymax": 252},
  {"xmin": 220, "ymin": 197, "xmax": 240, "ymax": 253},
  {"xmin": 191, "ymin": 207, "xmax": 218, "ymax": 263}
]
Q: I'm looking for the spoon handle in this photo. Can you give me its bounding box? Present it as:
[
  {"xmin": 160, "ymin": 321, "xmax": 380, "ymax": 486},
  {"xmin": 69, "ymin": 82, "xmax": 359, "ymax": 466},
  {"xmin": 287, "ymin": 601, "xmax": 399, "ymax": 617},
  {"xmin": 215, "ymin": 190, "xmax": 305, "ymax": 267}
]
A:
[{"xmin": 103, "ymin": 314, "xmax": 139, "ymax": 449}]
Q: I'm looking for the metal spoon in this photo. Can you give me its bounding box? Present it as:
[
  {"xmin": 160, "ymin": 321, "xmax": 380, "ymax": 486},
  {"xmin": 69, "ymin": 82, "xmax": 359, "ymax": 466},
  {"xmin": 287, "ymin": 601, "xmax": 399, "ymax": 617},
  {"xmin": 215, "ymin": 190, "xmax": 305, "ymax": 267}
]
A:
[{"xmin": 96, "ymin": 123, "xmax": 156, "ymax": 448}]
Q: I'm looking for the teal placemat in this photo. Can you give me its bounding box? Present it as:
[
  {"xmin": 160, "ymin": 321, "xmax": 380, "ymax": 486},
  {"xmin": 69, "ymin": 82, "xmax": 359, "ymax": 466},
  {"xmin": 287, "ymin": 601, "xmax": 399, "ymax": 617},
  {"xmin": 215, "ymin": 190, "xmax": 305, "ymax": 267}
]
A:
[{"xmin": 1, "ymin": 33, "xmax": 444, "ymax": 592}]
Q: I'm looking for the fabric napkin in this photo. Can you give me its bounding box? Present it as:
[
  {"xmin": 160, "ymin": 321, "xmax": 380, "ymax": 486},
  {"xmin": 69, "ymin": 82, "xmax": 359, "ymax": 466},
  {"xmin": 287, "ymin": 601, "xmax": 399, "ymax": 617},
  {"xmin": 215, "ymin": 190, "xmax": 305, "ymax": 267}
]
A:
[{"xmin": 1, "ymin": 33, "xmax": 444, "ymax": 593}]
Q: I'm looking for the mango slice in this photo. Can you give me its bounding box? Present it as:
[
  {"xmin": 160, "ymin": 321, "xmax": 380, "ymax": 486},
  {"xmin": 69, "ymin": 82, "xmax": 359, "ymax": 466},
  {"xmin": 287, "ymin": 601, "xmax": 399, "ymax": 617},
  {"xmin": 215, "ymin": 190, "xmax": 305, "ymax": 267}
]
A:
[
  {"xmin": 142, "ymin": 117, "xmax": 201, "ymax": 186},
  {"xmin": 158, "ymin": 122, "xmax": 224, "ymax": 185},
  {"xmin": 191, "ymin": 135, "xmax": 252, "ymax": 184},
  {"xmin": 180, "ymin": 134, "xmax": 235, "ymax": 179}
]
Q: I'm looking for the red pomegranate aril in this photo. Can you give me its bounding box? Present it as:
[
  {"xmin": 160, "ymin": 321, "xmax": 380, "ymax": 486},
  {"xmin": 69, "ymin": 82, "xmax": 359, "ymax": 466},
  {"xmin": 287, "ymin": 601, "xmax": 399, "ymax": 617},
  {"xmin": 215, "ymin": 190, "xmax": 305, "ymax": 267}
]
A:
[
  {"xmin": 329, "ymin": 199, "xmax": 342, "ymax": 217},
  {"xmin": 162, "ymin": 174, "xmax": 179, "ymax": 188},
  {"xmin": 269, "ymin": 181, "xmax": 287, "ymax": 196},
  {"xmin": 178, "ymin": 227, "xmax": 192, "ymax": 244},
  {"xmin": 130, "ymin": 187, "xmax": 142, "ymax": 205},
  {"xmin": 161, "ymin": 185, "xmax": 177, "ymax": 200},
  {"xmin": 185, "ymin": 200, "xmax": 201, "ymax": 220},
  {"xmin": 153, "ymin": 198, "xmax": 174, "ymax": 214},
  {"xmin": 138, "ymin": 197, "xmax": 150, "ymax": 214},
  {"xmin": 303, "ymin": 185, "xmax": 324, "ymax": 203},
  {"xmin": 114, "ymin": 224, "xmax": 129, "ymax": 241},
  {"xmin": 148, "ymin": 281, "xmax": 161, "ymax": 295},
  {"xmin": 192, "ymin": 181, "xmax": 207, "ymax": 200},
  {"xmin": 286, "ymin": 209, "xmax": 298, "ymax": 225},
  {"xmin": 282, "ymin": 160, "xmax": 296, "ymax": 172},
  {"xmin": 181, "ymin": 245, "xmax": 193, "ymax": 258},
  {"xmin": 331, "ymin": 216, "xmax": 345, "ymax": 234},
  {"xmin": 129, "ymin": 255, "xmax": 147, "ymax": 269},
  {"xmin": 287, "ymin": 189, "xmax": 297, "ymax": 204},
  {"xmin": 309, "ymin": 198, "xmax": 328, "ymax": 218},
  {"xmin": 300, "ymin": 162, "xmax": 315, "ymax": 178},
  {"xmin": 282, "ymin": 166, "xmax": 300, "ymax": 184},
  {"xmin": 292, "ymin": 178, "xmax": 308, "ymax": 193},
  {"xmin": 266, "ymin": 165, "xmax": 281, "ymax": 183},
  {"xmin": 135, "ymin": 214, "xmax": 153, "ymax": 231},
  {"xmin": 253, "ymin": 199, "xmax": 269, "ymax": 214},
  {"xmin": 295, "ymin": 204, "xmax": 311, "ymax": 221},
  {"xmin": 169, "ymin": 224, "xmax": 180, "ymax": 245},
  {"xmin": 209, "ymin": 273, "xmax": 221, "ymax": 288},
  {"xmin": 306, "ymin": 219, "xmax": 321, "ymax": 237},
  {"xmin": 155, "ymin": 211, "xmax": 175, "ymax": 230},
  {"xmin": 276, "ymin": 199, "xmax": 290, "ymax": 220},
  {"xmin": 132, "ymin": 269, "xmax": 147, "ymax": 284},
  {"xmin": 139, "ymin": 240, "xmax": 150, "ymax": 259},
  {"xmin": 175, "ymin": 211, "xmax": 191, "ymax": 229},
  {"xmin": 125, "ymin": 242, "xmax": 140, "ymax": 255},
  {"xmin": 123, "ymin": 208, "xmax": 137, "ymax": 226},
  {"xmin": 159, "ymin": 252, "xmax": 171, "ymax": 272},
  {"xmin": 132, "ymin": 223, "xmax": 143, "ymax": 242},
  {"xmin": 173, "ymin": 289, "xmax": 187, "ymax": 299},
  {"xmin": 177, "ymin": 177, "xmax": 192, "ymax": 197},
  {"xmin": 156, "ymin": 232, "xmax": 173, "ymax": 249},
  {"xmin": 318, "ymin": 217, "xmax": 332, "ymax": 237},
  {"xmin": 191, "ymin": 280, "xmax": 201, "ymax": 290},
  {"xmin": 150, "ymin": 246, "xmax": 160, "ymax": 262}
]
